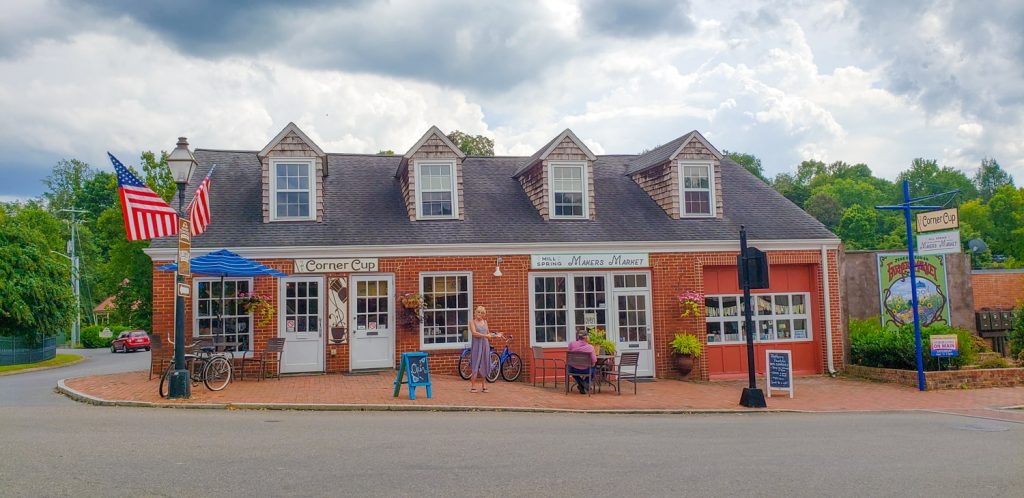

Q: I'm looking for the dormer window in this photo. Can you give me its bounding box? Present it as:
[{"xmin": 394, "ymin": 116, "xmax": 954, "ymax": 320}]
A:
[
  {"xmin": 271, "ymin": 158, "xmax": 316, "ymax": 220},
  {"xmin": 415, "ymin": 160, "xmax": 458, "ymax": 218},
  {"xmin": 549, "ymin": 161, "xmax": 587, "ymax": 218},
  {"xmin": 680, "ymin": 161, "xmax": 715, "ymax": 216}
]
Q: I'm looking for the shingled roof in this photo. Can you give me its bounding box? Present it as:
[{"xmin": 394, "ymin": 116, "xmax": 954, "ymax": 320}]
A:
[
  {"xmin": 150, "ymin": 149, "xmax": 835, "ymax": 250},
  {"xmin": 625, "ymin": 130, "xmax": 723, "ymax": 175}
]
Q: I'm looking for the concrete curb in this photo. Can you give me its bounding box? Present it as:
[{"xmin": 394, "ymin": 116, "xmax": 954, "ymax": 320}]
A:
[
  {"xmin": 56, "ymin": 380, "xmax": 804, "ymax": 414},
  {"xmin": 0, "ymin": 355, "xmax": 86, "ymax": 377}
]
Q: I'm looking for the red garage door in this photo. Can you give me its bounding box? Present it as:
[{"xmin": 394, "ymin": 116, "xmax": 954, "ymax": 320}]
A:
[{"xmin": 703, "ymin": 264, "xmax": 822, "ymax": 378}]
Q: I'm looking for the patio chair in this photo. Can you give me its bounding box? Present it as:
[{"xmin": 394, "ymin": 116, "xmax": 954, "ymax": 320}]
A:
[
  {"xmin": 531, "ymin": 346, "xmax": 564, "ymax": 388},
  {"xmin": 239, "ymin": 337, "xmax": 285, "ymax": 381},
  {"xmin": 148, "ymin": 335, "xmax": 171, "ymax": 381},
  {"xmin": 613, "ymin": 352, "xmax": 641, "ymax": 395},
  {"xmin": 564, "ymin": 351, "xmax": 596, "ymax": 396}
]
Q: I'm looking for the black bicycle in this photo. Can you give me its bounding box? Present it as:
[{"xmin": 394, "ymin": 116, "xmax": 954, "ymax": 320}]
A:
[{"xmin": 159, "ymin": 342, "xmax": 232, "ymax": 397}]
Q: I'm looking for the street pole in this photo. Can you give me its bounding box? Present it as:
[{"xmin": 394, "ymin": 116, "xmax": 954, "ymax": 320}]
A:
[
  {"xmin": 739, "ymin": 226, "xmax": 767, "ymax": 408},
  {"xmin": 902, "ymin": 180, "xmax": 926, "ymax": 392},
  {"xmin": 61, "ymin": 208, "xmax": 86, "ymax": 347},
  {"xmin": 167, "ymin": 185, "xmax": 191, "ymax": 399}
]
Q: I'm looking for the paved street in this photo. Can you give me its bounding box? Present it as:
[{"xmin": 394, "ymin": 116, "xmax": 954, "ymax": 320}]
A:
[{"xmin": 1, "ymin": 352, "xmax": 1023, "ymax": 497}]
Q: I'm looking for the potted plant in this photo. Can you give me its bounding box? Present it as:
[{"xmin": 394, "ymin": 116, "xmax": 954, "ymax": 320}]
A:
[
  {"xmin": 670, "ymin": 333, "xmax": 702, "ymax": 377},
  {"xmin": 237, "ymin": 292, "xmax": 274, "ymax": 327},
  {"xmin": 587, "ymin": 327, "xmax": 616, "ymax": 355}
]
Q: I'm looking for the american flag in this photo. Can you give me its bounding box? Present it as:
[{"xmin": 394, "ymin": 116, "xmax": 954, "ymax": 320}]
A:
[
  {"xmin": 109, "ymin": 153, "xmax": 179, "ymax": 241},
  {"xmin": 188, "ymin": 167, "xmax": 213, "ymax": 236}
]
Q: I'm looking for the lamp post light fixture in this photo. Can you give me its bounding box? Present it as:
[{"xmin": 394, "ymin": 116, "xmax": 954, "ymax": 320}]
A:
[
  {"xmin": 493, "ymin": 256, "xmax": 503, "ymax": 277},
  {"xmin": 165, "ymin": 137, "xmax": 197, "ymax": 399}
]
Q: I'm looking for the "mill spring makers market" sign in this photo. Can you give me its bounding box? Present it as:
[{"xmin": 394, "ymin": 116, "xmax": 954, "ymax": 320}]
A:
[{"xmin": 877, "ymin": 254, "xmax": 951, "ymax": 329}]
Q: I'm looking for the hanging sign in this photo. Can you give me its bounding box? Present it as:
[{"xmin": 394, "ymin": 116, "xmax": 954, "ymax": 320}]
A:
[
  {"xmin": 917, "ymin": 230, "xmax": 961, "ymax": 255},
  {"xmin": 929, "ymin": 334, "xmax": 959, "ymax": 357},
  {"xmin": 177, "ymin": 219, "xmax": 191, "ymax": 277},
  {"xmin": 877, "ymin": 254, "xmax": 951, "ymax": 329},
  {"xmin": 294, "ymin": 258, "xmax": 378, "ymax": 273},
  {"xmin": 531, "ymin": 253, "xmax": 648, "ymax": 269},
  {"xmin": 176, "ymin": 282, "xmax": 190, "ymax": 297},
  {"xmin": 765, "ymin": 350, "xmax": 793, "ymax": 398},
  {"xmin": 916, "ymin": 208, "xmax": 958, "ymax": 233},
  {"xmin": 393, "ymin": 352, "xmax": 432, "ymax": 400}
]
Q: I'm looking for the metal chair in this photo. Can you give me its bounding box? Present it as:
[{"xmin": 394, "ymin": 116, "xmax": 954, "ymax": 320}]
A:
[
  {"xmin": 613, "ymin": 352, "xmax": 641, "ymax": 395},
  {"xmin": 564, "ymin": 351, "xmax": 596, "ymax": 396},
  {"xmin": 531, "ymin": 346, "xmax": 564, "ymax": 388},
  {"xmin": 148, "ymin": 335, "xmax": 170, "ymax": 381},
  {"xmin": 240, "ymin": 338, "xmax": 286, "ymax": 381}
]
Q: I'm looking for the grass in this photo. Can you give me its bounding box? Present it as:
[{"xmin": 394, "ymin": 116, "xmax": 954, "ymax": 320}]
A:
[{"xmin": 0, "ymin": 353, "xmax": 84, "ymax": 374}]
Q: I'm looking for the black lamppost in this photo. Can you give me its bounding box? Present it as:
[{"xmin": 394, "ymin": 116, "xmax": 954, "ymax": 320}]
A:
[{"xmin": 165, "ymin": 137, "xmax": 196, "ymax": 399}]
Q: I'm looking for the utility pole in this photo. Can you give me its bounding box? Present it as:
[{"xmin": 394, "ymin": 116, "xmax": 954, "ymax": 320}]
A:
[{"xmin": 61, "ymin": 209, "xmax": 86, "ymax": 347}]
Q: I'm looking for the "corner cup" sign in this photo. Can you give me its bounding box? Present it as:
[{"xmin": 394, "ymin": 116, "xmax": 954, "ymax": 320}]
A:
[{"xmin": 294, "ymin": 258, "xmax": 379, "ymax": 273}]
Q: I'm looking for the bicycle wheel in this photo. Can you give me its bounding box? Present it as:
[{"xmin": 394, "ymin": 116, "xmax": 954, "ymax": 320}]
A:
[
  {"xmin": 158, "ymin": 364, "xmax": 172, "ymax": 398},
  {"xmin": 457, "ymin": 349, "xmax": 473, "ymax": 380},
  {"xmin": 486, "ymin": 351, "xmax": 500, "ymax": 383},
  {"xmin": 203, "ymin": 356, "xmax": 232, "ymax": 391},
  {"xmin": 500, "ymin": 352, "xmax": 523, "ymax": 382}
]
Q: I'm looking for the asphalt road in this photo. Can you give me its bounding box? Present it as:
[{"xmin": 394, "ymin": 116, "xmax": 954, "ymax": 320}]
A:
[
  {"xmin": 1, "ymin": 349, "xmax": 1022, "ymax": 497},
  {"xmin": 0, "ymin": 347, "xmax": 150, "ymax": 406}
]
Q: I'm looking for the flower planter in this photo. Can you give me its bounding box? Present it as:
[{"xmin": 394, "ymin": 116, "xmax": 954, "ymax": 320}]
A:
[{"xmin": 673, "ymin": 353, "xmax": 695, "ymax": 377}]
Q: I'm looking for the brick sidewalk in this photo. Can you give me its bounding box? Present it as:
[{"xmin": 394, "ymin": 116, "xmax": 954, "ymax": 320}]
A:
[{"xmin": 63, "ymin": 371, "xmax": 1024, "ymax": 414}]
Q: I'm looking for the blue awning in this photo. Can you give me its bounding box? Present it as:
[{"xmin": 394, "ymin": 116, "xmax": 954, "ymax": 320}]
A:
[{"xmin": 157, "ymin": 249, "xmax": 287, "ymax": 278}]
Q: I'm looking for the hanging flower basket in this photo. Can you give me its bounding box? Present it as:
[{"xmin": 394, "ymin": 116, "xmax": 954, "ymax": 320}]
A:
[
  {"xmin": 677, "ymin": 290, "xmax": 704, "ymax": 318},
  {"xmin": 238, "ymin": 292, "xmax": 274, "ymax": 327},
  {"xmin": 399, "ymin": 292, "xmax": 423, "ymax": 326}
]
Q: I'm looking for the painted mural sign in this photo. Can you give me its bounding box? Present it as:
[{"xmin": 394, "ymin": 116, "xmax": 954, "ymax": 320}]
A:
[{"xmin": 877, "ymin": 254, "xmax": 951, "ymax": 329}]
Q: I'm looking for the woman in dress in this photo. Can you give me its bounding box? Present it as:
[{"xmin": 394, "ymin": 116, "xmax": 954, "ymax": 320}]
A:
[{"xmin": 468, "ymin": 306, "xmax": 501, "ymax": 393}]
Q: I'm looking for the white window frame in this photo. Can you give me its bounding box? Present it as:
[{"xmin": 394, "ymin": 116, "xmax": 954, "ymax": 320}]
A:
[
  {"xmin": 269, "ymin": 157, "xmax": 316, "ymax": 221},
  {"xmin": 419, "ymin": 271, "xmax": 472, "ymax": 350},
  {"xmin": 414, "ymin": 159, "xmax": 459, "ymax": 219},
  {"xmin": 192, "ymin": 277, "xmax": 255, "ymax": 350},
  {"xmin": 704, "ymin": 292, "xmax": 813, "ymax": 345},
  {"xmin": 548, "ymin": 161, "xmax": 588, "ymax": 219},
  {"xmin": 677, "ymin": 160, "xmax": 715, "ymax": 217},
  {"xmin": 529, "ymin": 271, "xmax": 651, "ymax": 348}
]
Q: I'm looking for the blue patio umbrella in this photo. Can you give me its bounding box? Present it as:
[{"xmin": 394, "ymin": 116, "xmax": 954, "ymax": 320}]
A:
[{"xmin": 158, "ymin": 249, "xmax": 287, "ymax": 343}]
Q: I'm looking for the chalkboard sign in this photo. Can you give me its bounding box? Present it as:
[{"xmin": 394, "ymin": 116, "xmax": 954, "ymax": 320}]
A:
[
  {"xmin": 393, "ymin": 352, "xmax": 432, "ymax": 400},
  {"xmin": 765, "ymin": 350, "xmax": 793, "ymax": 398}
]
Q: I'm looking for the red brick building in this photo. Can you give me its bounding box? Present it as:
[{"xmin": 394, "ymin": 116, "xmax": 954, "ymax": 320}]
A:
[{"xmin": 146, "ymin": 123, "xmax": 843, "ymax": 381}]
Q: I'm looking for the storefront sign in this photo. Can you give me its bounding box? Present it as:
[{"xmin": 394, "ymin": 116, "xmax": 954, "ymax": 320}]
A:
[
  {"xmin": 917, "ymin": 230, "xmax": 961, "ymax": 255},
  {"xmin": 916, "ymin": 208, "xmax": 959, "ymax": 233},
  {"xmin": 930, "ymin": 334, "xmax": 959, "ymax": 357},
  {"xmin": 877, "ymin": 254, "xmax": 950, "ymax": 329},
  {"xmin": 531, "ymin": 253, "xmax": 648, "ymax": 269},
  {"xmin": 765, "ymin": 350, "xmax": 793, "ymax": 398},
  {"xmin": 294, "ymin": 258, "xmax": 378, "ymax": 273},
  {"xmin": 99, "ymin": 327, "xmax": 113, "ymax": 338},
  {"xmin": 177, "ymin": 219, "xmax": 191, "ymax": 277}
]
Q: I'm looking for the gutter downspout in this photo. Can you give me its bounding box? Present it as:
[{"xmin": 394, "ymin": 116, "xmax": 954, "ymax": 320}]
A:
[{"xmin": 822, "ymin": 245, "xmax": 837, "ymax": 376}]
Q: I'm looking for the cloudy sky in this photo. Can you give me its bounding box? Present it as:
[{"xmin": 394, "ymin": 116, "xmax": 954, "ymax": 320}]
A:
[{"xmin": 2, "ymin": 0, "xmax": 1022, "ymax": 200}]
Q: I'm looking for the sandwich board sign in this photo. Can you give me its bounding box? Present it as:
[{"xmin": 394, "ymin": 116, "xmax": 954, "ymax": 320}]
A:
[
  {"xmin": 393, "ymin": 352, "xmax": 432, "ymax": 400},
  {"xmin": 765, "ymin": 350, "xmax": 793, "ymax": 398}
]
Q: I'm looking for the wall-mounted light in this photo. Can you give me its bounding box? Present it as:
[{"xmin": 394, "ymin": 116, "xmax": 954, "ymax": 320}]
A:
[{"xmin": 493, "ymin": 256, "xmax": 503, "ymax": 277}]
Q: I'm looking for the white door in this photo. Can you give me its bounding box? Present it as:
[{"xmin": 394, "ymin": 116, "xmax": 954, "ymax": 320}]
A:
[
  {"xmin": 349, "ymin": 275, "xmax": 395, "ymax": 370},
  {"xmin": 612, "ymin": 291, "xmax": 655, "ymax": 377},
  {"xmin": 279, "ymin": 277, "xmax": 325, "ymax": 374}
]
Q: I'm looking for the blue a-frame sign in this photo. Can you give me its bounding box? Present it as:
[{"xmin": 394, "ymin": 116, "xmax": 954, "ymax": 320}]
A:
[{"xmin": 393, "ymin": 352, "xmax": 432, "ymax": 400}]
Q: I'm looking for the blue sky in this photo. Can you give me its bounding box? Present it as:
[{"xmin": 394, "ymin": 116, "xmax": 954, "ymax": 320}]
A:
[{"xmin": 1, "ymin": 0, "xmax": 1022, "ymax": 201}]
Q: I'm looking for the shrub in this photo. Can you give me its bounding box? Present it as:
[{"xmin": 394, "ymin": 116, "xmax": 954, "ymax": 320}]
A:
[
  {"xmin": 976, "ymin": 357, "xmax": 1011, "ymax": 369},
  {"xmin": 968, "ymin": 334, "xmax": 991, "ymax": 353},
  {"xmin": 1009, "ymin": 306, "xmax": 1024, "ymax": 359},
  {"xmin": 80, "ymin": 325, "xmax": 132, "ymax": 349},
  {"xmin": 849, "ymin": 317, "xmax": 975, "ymax": 370}
]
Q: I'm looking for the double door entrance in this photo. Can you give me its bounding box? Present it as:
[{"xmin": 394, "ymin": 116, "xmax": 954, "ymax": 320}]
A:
[{"xmin": 278, "ymin": 274, "xmax": 395, "ymax": 373}]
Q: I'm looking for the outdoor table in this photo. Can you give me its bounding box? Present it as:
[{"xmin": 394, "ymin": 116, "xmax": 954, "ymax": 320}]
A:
[{"xmin": 593, "ymin": 355, "xmax": 618, "ymax": 393}]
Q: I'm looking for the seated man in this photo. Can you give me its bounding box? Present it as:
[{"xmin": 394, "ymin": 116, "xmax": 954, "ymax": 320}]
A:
[{"xmin": 567, "ymin": 331, "xmax": 597, "ymax": 394}]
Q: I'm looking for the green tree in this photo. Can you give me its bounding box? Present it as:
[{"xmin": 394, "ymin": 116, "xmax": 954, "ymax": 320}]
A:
[
  {"xmin": 973, "ymin": 157, "xmax": 1014, "ymax": 202},
  {"xmin": 803, "ymin": 192, "xmax": 842, "ymax": 229},
  {"xmin": 813, "ymin": 178, "xmax": 887, "ymax": 210},
  {"xmin": 42, "ymin": 159, "xmax": 94, "ymax": 213},
  {"xmin": 96, "ymin": 203, "xmax": 153, "ymax": 330},
  {"xmin": 987, "ymin": 186, "xmax": 1024, "ymax": 260},
  {"xmin": 0, "ymin": 206, "xmax": 75, "ymax": 343},
  {"xmin": 446, "ymin": 131, "xmax": 494, "ymax": 156},
  {"xmin": 139, "ymin": 151, "xmax": 176, "ymax": 203},
  {"xmin": 836, "ymin": 205, "xmax": 880, "ymax": 249},
  {"xmin": 724, "ymin": 151, "xmax": 766, "ymax": 182},
  {"xmin": 377, "ymin": 150, "xmax": 395, "ymax": 156},
  {"xmin": 896, "ymin": 158, "xmax": 978, "ymax": 200},
  {"xmin": 771, "ymin": 173, "xmax": 811, "ymax": 207},
  {"xmin": 78, "ymin": 171, "xmax": 117, "ymax": 223}
]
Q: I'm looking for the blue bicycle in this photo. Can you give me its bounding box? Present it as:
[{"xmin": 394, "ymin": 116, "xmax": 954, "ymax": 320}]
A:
[{"xmin": 458, "ymin": 334, "xmax": 522, "ymax": 383}]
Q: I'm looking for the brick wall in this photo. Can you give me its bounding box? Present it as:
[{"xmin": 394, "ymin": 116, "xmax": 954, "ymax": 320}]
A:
[
  {"xmin": 971, "ymin": 270, "xmax": 1024, "ymax": 310},
  {"xmin": 846, "ymin": 364, "xmax": 1024, "ymax": 389},
  {"xmin": 151, "ymin": 249, "xmax": 843, "ymax": 382}
]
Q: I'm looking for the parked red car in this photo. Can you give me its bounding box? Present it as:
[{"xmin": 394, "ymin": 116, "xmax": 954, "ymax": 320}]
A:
[{"xmin": 111, "ymin": 330, "xmax": 151, "ymax": 353}]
